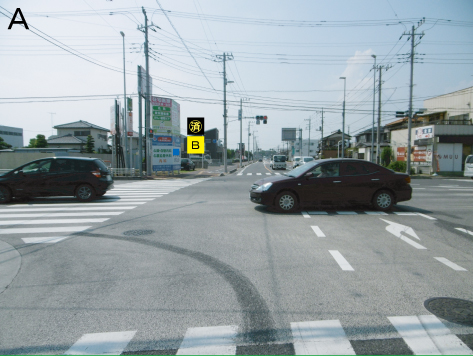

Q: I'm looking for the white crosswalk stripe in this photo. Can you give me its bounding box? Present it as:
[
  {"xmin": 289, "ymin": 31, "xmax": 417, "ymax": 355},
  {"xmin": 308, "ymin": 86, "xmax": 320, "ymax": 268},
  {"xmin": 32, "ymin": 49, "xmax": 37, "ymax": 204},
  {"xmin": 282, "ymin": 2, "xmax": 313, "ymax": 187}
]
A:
[
  {"xmin": 176, "ymin": 325, "xmax": 238, "ymax": 355},
  {"xmin": 388, "ymin": 315, "xmax": 473, "ymax": 355},
  {"xmin": 0, "ymin": 178, "xmax": 210, "ymax": 244},
  {"xmin": 53, "ymin": 316, "xmax": 473, "ymax": 355},
  {"xmin": 291, "ymin": 320, "xmax": 356, "ymax": 355},
  {"xmin": 64, "ymin": 331, "xmax": 137, "ymax": 355}
]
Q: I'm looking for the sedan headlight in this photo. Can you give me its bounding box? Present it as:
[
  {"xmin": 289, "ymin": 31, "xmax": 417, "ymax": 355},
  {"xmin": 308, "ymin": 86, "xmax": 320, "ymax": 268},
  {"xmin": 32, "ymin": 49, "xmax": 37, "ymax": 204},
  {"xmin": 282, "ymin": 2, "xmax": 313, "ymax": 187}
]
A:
[{"xmin": 255, "ymin": 182, "xmax": 272, "ymax": 192}]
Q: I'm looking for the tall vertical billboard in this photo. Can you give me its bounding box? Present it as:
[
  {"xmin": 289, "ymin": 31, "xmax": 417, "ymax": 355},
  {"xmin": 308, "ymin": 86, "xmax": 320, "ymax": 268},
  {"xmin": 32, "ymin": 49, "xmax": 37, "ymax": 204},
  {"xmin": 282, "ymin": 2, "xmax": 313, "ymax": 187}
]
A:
[{"xmin": 151, "ymin": 96, "xmax": 181, "ymax": 171}]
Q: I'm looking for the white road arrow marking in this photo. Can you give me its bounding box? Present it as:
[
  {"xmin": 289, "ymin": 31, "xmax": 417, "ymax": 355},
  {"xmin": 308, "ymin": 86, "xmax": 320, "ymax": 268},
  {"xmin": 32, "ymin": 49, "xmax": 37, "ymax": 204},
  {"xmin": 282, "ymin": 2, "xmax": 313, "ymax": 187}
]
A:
[{"xmin": 380, "ymin": 219, "xmax": 427, "ymax": 249}]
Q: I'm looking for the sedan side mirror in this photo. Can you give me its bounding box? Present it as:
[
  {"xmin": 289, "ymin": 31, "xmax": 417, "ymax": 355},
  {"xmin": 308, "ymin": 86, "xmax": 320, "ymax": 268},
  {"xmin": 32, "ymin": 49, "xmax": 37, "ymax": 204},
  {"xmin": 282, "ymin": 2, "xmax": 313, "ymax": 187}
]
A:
[{"xmin": 305, "ymin": 172, "xmax": 314, "ymax": 179}]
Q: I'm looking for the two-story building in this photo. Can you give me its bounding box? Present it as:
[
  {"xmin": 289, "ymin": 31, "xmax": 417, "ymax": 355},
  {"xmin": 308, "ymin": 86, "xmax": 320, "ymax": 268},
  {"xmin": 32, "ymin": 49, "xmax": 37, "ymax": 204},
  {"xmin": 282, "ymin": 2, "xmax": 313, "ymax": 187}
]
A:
[
  {"xmin": 47, "ymin": 120, "xmax": 110, "ymax": 153},
  {"xmin": 319, "ymin": 130, "xmax": 352, "ymax": 158},
  {"xmin": 388, "ymin": 86, "xmax": 473, "ymax": 174},
  {"xmin": 352, "ymin": 126, "xmax": 390, "ymax": 162}
]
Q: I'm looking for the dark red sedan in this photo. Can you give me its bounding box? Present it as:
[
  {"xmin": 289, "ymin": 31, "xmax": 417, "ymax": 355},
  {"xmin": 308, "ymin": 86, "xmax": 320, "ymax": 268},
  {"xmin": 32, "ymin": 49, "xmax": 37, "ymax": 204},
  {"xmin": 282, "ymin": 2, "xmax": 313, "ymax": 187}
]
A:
[{"xmin": 249, "ymin": 158, "xmax": 412, "ymax": 212}]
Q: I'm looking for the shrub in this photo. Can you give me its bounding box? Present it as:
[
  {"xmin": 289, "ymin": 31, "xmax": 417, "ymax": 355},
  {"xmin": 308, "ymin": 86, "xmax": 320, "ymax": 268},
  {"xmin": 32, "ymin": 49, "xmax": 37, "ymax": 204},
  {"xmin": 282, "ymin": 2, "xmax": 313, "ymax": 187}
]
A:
[{"xmin": 387, "ymin": 160, "xmax": 406, "ymax": 172}]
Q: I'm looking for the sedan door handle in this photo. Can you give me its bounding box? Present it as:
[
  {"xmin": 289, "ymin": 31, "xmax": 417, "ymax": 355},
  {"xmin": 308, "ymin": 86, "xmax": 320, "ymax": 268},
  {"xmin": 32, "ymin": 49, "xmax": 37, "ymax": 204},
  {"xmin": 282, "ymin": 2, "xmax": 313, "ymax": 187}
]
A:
[
  {"xmin": 371, "ymin": 179, "xmax": 380, "ymax": 181},
  {"xmin": 333, "ymin": 181, "xmax": 341, "ymax": 183}
]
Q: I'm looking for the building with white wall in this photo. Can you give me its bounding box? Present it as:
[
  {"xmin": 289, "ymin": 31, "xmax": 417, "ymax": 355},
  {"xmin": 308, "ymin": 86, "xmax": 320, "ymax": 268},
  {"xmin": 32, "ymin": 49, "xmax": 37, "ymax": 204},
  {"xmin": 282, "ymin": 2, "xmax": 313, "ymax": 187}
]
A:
[
  {"xmin": 48, "ymin": 120, "xmax": 110, "ymax": 152},
  {"xmin": 0, "ymin": 125, "xmax": 23, "ymax": 148},
  {"xmin": 387, "ymin": 86, "xmax": 473, "ymax": 174}
]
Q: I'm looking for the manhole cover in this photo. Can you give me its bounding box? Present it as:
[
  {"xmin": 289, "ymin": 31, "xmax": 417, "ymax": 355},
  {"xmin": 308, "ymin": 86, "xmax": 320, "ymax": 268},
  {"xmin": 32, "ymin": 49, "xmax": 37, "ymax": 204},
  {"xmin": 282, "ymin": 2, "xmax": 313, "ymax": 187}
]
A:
[
  {"xmin": 424, "ymin": 297, "xmax": 473, "ymax": 326},
  {"xmin": 123, "ymin": 230, "xmax": 155, "ymax": 236}
]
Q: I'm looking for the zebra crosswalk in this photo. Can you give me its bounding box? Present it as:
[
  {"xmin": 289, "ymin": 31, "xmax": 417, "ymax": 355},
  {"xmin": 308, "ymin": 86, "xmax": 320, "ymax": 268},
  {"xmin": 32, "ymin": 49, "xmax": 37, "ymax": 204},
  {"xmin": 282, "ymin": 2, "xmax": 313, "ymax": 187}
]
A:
[
  {"xmin": 0, "ymin": 178, "xmax": 210, "ymax": 244},
  {"xmin": 237, "ymin": 172, "xmax": 281, "ymax": 176},
  {"xmin": 61, "ymin": 315, "xmax": 473, "ymax": 355}
]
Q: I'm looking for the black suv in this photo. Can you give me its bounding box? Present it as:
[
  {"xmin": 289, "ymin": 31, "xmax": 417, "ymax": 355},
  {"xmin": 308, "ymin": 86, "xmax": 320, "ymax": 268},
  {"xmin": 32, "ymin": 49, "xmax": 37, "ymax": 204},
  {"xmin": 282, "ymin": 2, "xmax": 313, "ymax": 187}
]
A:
[{"xmin": 0, "ymin": 157, "xmax": 114, "ymax": 203}]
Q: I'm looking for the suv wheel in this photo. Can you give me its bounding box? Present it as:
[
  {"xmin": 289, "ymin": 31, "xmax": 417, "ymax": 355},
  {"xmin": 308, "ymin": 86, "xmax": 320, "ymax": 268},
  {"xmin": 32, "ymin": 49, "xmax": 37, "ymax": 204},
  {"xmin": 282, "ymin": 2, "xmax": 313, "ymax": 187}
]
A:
[
  {"xmin": 76, "ymin": 184, "xmax": 96, "ymax": 202},
  {"xmin": 373, "ymin": 190, "xmax": 394, "ymax": 211},
  {"xmin": 275, "ymin": 191, "xmax": 298, "ymax": 213},
  {"xmin": 0, "ymin": 186, "xmax": 12, "ymax": 204}
]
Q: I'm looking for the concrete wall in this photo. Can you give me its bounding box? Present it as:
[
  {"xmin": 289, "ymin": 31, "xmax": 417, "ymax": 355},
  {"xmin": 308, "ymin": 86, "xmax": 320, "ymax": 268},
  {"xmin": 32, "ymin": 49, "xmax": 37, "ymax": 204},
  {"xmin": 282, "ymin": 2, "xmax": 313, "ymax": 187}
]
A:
[{"xmin": 0, "ymin": 152, "xmax": 112, "ymax": 169}]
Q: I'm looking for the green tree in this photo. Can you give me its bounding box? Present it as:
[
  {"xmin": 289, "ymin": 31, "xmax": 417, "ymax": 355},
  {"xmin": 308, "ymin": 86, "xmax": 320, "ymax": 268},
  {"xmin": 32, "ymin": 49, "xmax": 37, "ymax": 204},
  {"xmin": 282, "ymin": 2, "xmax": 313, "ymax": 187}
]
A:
[
  {"xmin": 35, "ymin": 134, "xmax": 48, "ymax": 148},
  {"xmin": 85, "ymin": 135, "xmax": 95, "ymax": 153},
  {"xmin": 27, "ymin": 138, "xmax": 37, "ymax": 148},
  {"xmin": 0, "ymin": 136, "xmax": 12, "ymax": 149},
  {"xmin": 381, "ymin": 146, "xmax": 393, "ymax": 167},
  {"xmin": 227, "ymin": 149, "xmax": 235, "ymax": 159}
]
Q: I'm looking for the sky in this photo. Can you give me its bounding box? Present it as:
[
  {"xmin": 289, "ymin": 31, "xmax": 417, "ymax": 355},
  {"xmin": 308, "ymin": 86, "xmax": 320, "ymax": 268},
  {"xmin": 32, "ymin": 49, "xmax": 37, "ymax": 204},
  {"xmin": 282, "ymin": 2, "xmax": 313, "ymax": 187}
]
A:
[{"xmin": 1, "ymin": 0, "xmax": 473, "ymax": 153}]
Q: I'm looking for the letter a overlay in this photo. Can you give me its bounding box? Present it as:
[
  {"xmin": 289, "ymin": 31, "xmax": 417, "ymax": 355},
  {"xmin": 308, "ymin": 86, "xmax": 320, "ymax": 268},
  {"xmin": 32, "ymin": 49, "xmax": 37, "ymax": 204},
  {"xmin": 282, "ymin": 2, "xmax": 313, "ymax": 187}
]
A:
[{"xmin": 8, "ymin": 8, "xmax": 29, "ymax": 30}]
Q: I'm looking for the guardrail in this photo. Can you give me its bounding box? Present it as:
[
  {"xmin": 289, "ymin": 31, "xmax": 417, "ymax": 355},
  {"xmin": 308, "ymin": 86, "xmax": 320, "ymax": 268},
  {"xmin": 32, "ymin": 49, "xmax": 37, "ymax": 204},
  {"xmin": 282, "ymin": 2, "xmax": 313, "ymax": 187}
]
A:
[{"xmin": 110, "ymin": 168, "xmax": 141, "ymax": 177}]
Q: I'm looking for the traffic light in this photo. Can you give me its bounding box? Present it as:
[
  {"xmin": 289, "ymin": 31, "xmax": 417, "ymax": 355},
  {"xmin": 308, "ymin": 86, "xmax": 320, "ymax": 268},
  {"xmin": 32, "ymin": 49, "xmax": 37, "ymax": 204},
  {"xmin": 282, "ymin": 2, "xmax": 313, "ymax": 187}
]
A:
[
  {"xmin": 148, "ymin": 129, "xmax": 154, "ymax": 138},
  {"xmin": 255, "ymin": 115, "xmax": 268, "ymax": 124}
]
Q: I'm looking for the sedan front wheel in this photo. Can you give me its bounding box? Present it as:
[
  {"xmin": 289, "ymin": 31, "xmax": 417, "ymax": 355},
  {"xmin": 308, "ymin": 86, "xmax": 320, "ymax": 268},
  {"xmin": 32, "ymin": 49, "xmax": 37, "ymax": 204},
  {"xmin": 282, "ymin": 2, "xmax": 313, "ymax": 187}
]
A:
[
  {"xmin": 373, "ymin": 190, "xmax": 394, "ymax": 211},
  {"xmin": 275, "ymin": 191, "xmax": 298, "ymax": 213}
]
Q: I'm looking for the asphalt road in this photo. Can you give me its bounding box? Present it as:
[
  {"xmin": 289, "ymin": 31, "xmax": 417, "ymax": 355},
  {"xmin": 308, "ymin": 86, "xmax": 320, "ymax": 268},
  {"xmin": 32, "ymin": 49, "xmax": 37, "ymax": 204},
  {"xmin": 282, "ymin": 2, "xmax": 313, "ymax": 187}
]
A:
[{"xmin": 1, "ymin": 161, "xmax": 472, "ymax": 355}]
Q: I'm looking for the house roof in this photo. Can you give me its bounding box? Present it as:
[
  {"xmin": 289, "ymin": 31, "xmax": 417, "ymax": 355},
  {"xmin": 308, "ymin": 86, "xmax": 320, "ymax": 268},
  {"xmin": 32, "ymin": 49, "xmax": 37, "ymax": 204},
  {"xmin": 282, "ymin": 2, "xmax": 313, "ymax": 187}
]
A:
[
  {"xmin": 323, "ymin": 130, "xmax": 352, "ymax": 140},
  {"xmin": 354, "ymin": 127, "xmax": 385, "ymax": 137},
  {"xmin": 53, "ymin": 120, "xmax": 109, "ymax": 132},
  {"xmin": 47, "ymin": 134, "xmax": 86, "ymax": 145}
]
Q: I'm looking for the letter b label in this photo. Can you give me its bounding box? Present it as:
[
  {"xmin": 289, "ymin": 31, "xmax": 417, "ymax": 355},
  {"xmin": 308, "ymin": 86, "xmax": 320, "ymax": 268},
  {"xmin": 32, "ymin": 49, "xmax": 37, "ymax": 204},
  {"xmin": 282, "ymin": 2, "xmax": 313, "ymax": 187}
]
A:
[{"xmin": 187, "ymin": 136, "xmax": 204, "ymax": 154}]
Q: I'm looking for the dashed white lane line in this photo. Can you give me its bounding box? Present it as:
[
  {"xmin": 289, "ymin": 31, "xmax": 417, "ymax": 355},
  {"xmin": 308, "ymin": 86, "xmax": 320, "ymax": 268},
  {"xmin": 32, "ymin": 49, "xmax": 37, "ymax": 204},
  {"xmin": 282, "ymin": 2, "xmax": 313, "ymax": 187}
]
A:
[
  {"xmin": 176, "ymin": 325, "xmax": 238, "ymax": 355},
  {"xmin": 1, "ymin": 207, "xmax": 137, "ymax": 212},
  {"xmin": 301, "ymin": 211, "xmax": 310, "ymax": 218},
  {"xmin": 434, "ymin": 257, "xmax": 467, "ymax": 271},
  {"xmin": 266, "ymin": 173, "xmax": 271, "ymax": 175},
  {"xmin": 6, "ymin": 202, "xmax": 146, "ymax": 207},
  {"xmin": 329, "ymin": 250, "xmax": 354, "ymax": 271},
  {"xmin": 455, "ymin": 228, "xmax": 473, "ymax": 236},
  {"xmin": 291, "ymin": 320, "xmax": 356, "ymax": 355},
  {"xmin": 416, "ymin": 213, "xmax": 437, "ymax": 220},
  {"xmin": 0, "ymin": 226, "xmax": 91, "ymax": 234},
  {"xmin": 247, "ymin": 173, "xmax": 252, "ymax": 176},
  {"xmin": 311, "ymin": 226, "xmax": 326, "ymax": 237},
  {"xmin": 64, "ymin": 330, "xmax": 137, "ymax": 355},
  {"xmin": 2, "ymin": 212, "xmax": 124, "ymax": 218},
  {"xmin": 364, "ymin": 211, "xmax": 388, "ymax": 215},
  {"xmin": 0, "ymin": 218, "xmax": 108, "ymax": 225},
  {"xmin": 388, "ymin": 315, "xmax": 473, "ymax": 355},
  {"xmin": 22, "ymin": 237, "xmax": 70, "ymax": 244},
  {"xmin": 256, "ymin": 173, "xmax": 262, "ymax": 175}
]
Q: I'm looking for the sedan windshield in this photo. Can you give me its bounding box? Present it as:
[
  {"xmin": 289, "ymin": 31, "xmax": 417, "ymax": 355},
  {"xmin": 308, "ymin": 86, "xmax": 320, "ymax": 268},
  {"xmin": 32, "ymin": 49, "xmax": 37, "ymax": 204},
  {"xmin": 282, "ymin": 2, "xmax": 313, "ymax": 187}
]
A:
[{"xmin": 286, "ymin": 161, "xmax": 318, "ymax": 177}]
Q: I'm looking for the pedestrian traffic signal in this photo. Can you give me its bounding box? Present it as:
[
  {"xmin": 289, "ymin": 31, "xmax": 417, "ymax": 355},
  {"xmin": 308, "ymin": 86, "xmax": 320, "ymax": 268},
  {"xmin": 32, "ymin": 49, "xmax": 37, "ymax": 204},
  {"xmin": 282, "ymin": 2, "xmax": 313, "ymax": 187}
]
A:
[{"xmin": 148, "ymin": 129, "xmax": 154, "ymax": 138}]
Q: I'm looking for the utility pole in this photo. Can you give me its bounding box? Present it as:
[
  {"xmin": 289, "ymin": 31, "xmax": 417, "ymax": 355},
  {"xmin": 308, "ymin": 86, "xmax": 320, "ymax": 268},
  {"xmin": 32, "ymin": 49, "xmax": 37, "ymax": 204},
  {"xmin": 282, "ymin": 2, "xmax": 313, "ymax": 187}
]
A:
[
  {"xmin": 248, "ymin": 121, "xmax": 253, "ymax": 160},
  {"xmin": 377, "ymin": 66, "xmax": 382, "ymax": 165},
  {"xmin": 305, "ymin": 117, "xmax": 311, "ymax": 156},
  {"xmin": 48, "ymin": 112, "xmax": 56, "ymax": 136},
  {"xmin": 375, "ymin": 64, "xmax": 392, "ymax": 164},
  {"xmin": 120, "ymin": 31, "xmax": 128, "ymax": 169},
  {"xmin": 401, "ymin": 19, "xmax": 425, "ymax": 174},
  {"xmin": 216, "ymin": 53, "xmax": 234, "ymax": 173},
  {"xmin": 239, "ymin": 99, "xmax": 242, "ymax": 168},
  {"xmin": 320, "ymin": 108, "xmax": 324, "ymax": 158},
  {"xmin": 340, "ymin": 77, "xmax": 346, "ymax": 158},
  {"xmin": 141, "ymin": 7, "xmax": 151, "ymax": 176},
  {"xmin": 299, "ymin": 128, "xmax": 302, "ymax": 157},
  {"xmin": 371, "ymin": 55, "xmax": 376, "ymax": 163}
]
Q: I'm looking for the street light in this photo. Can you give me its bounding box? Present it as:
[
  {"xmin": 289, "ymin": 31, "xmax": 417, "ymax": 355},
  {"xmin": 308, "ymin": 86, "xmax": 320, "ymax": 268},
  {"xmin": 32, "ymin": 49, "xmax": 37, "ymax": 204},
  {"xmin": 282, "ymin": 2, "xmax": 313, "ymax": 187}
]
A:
[
  {"xmin": 371, "ymin": 55, "xmax": 376, "ymax": 163},
  {"xmin": 339, "ymin": 77, "xmax": 346, "ymax": 158},
  {"xmin": 120, "ymin": 31, "xmax": 128, "ymax": 169}
]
